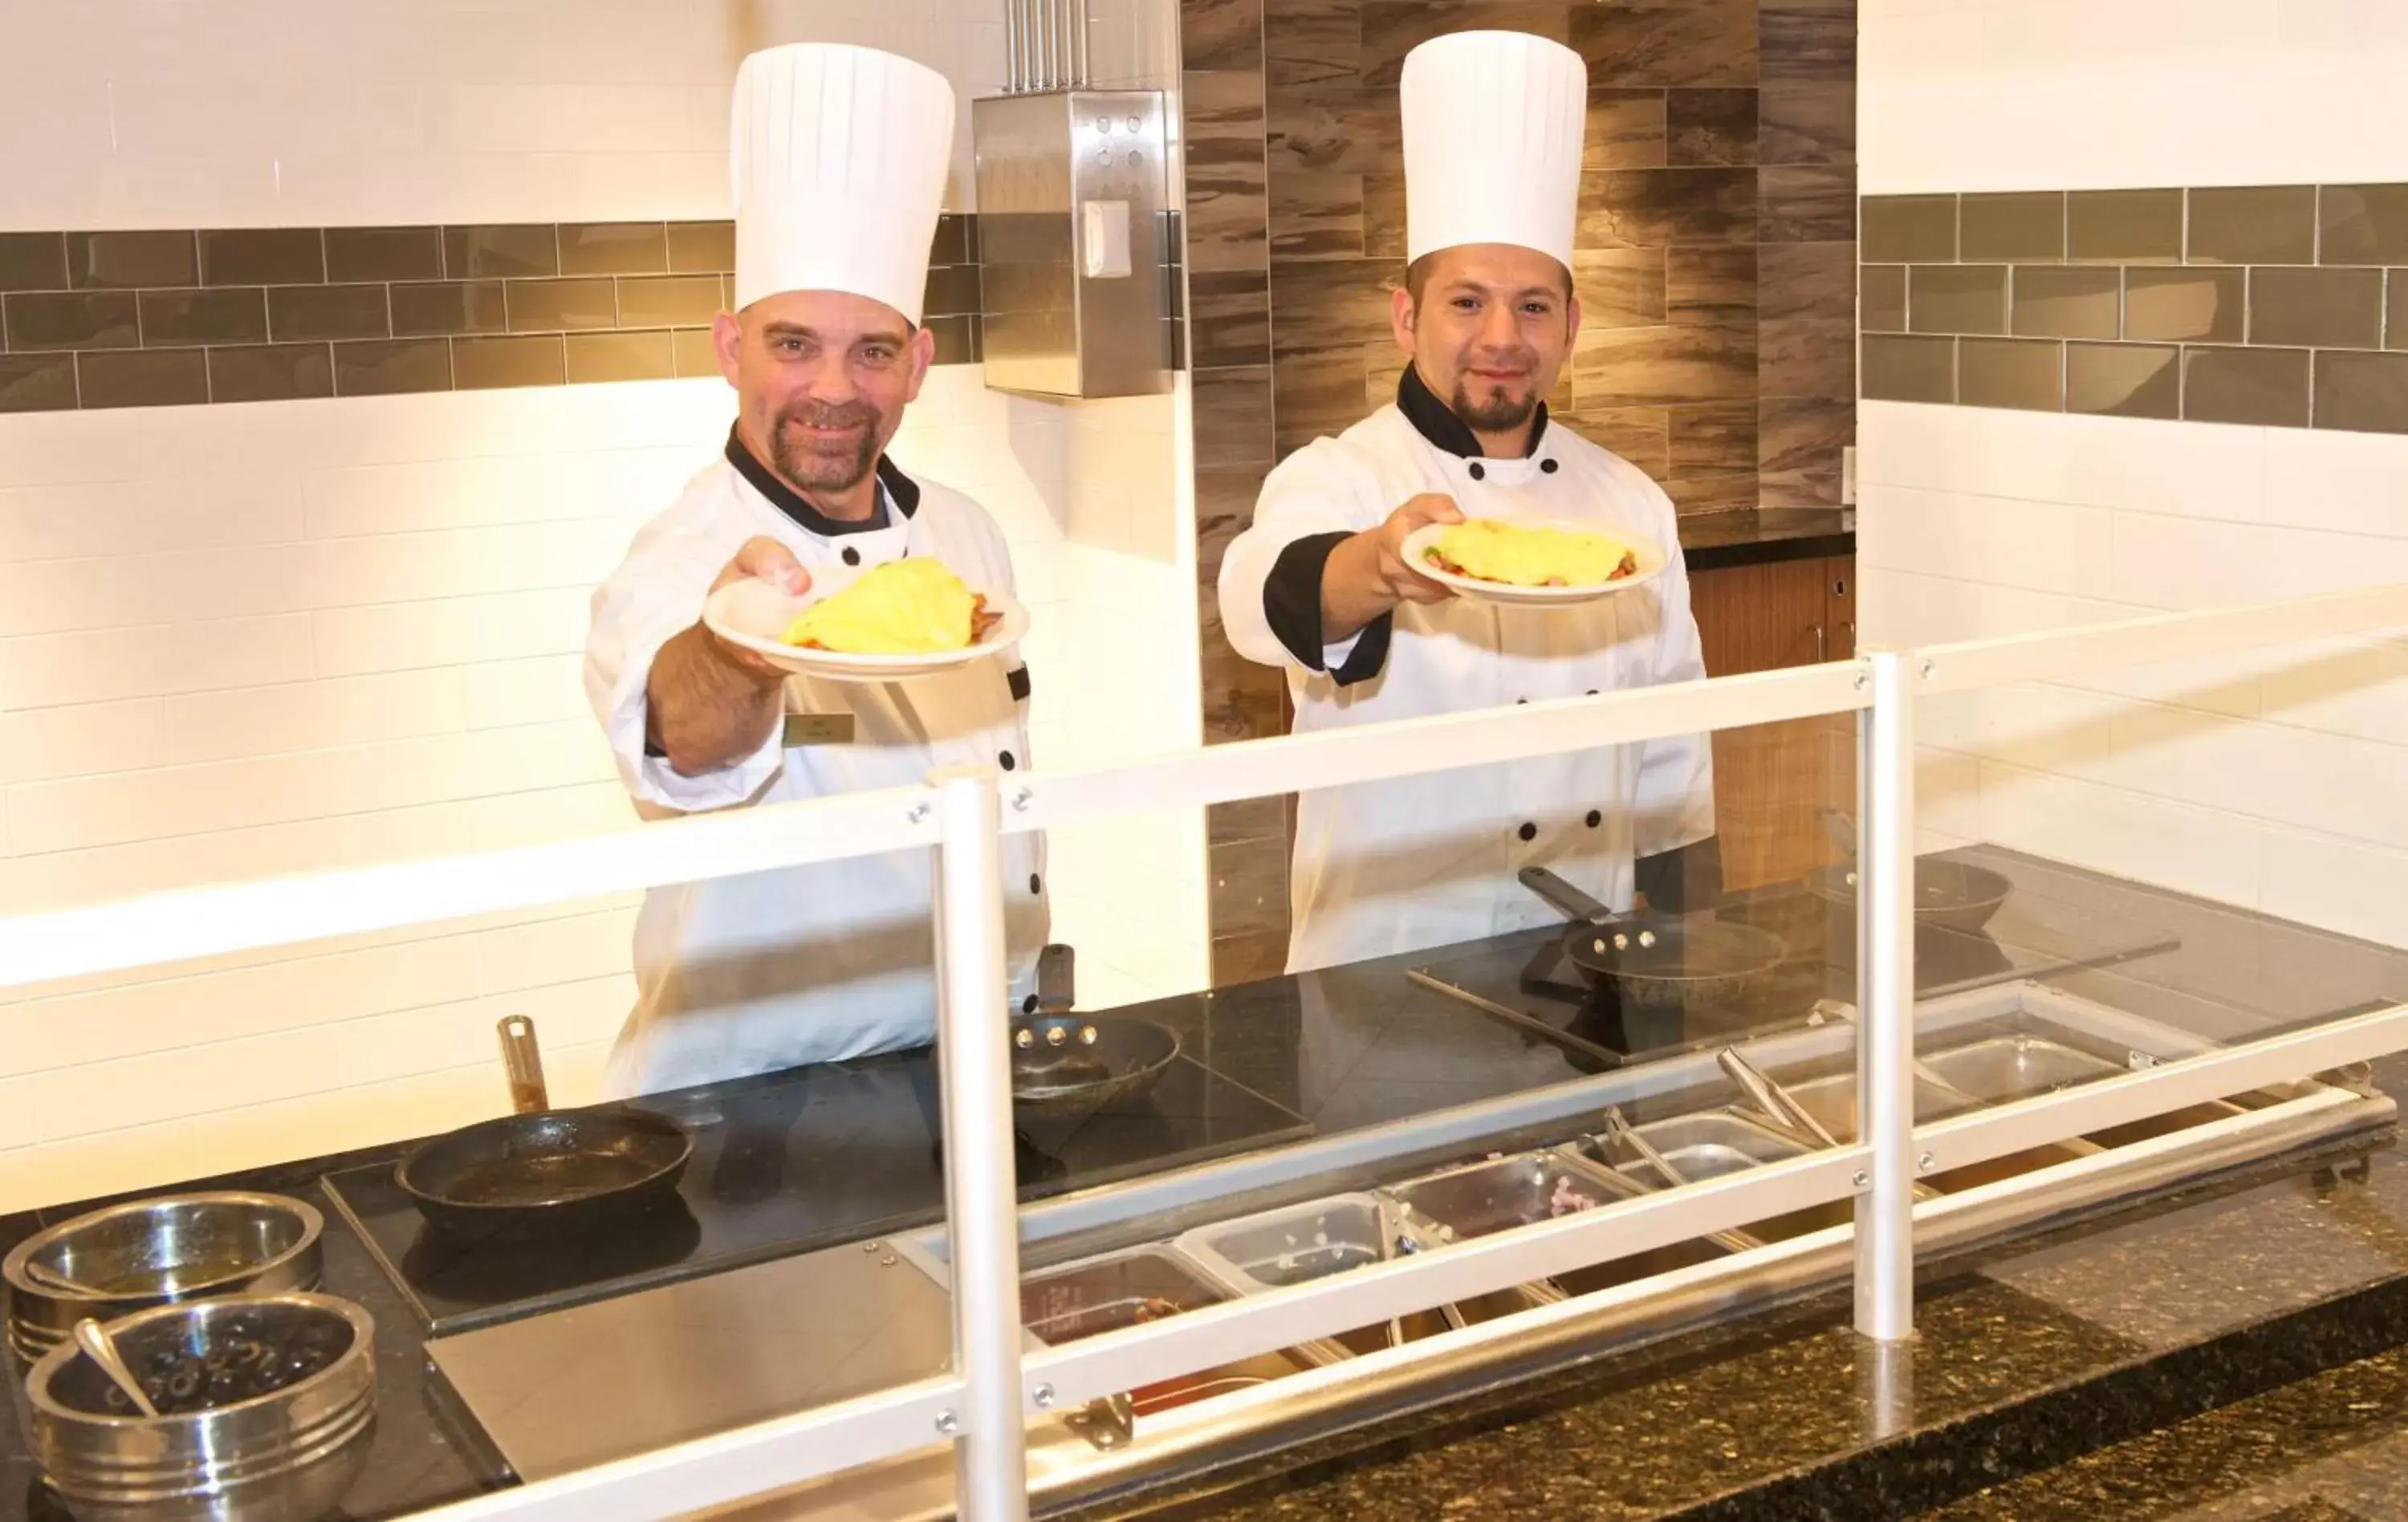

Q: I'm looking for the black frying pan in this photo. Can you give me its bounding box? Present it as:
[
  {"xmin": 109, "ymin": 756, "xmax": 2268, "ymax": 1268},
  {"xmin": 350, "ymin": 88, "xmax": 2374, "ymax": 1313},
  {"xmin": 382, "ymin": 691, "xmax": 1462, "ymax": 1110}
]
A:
[
  {"xmin": 397, "ymin": 1108, "xmax": 693, "ymax": 1232},
  {"xmin": 1007, "ymin": 945, "xmax": 1180, "ymax": 1125},
  {"xmin": 907, "ymin": 946, "xmax": 1183, "ymax": 1140},
  {"xmin": 1803, "ymin": 858, "xmax": 2014, "ymax": 936},
  {"xmin": 1520, "ymin": 865, "xmax": 1788, "ymax": 1015},
  {"xmin": 1809, "ymin": 808, "xmax": 2014, "ymax": 935},
  {"xmin": 1009, "ymin": 1014, "xmax": 1182, "ymax": 1125},
  {"xmin": 395, "ymin": 1015, "xmax": 694, "ymax": 1231}
]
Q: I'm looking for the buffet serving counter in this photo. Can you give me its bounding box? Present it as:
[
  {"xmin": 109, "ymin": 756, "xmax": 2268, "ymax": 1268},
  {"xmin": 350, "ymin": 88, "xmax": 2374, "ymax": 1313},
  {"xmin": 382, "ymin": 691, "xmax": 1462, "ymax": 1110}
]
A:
[{"xmin": 13, "ymin": 842, "xmax": 2399, "ymax": 1522}]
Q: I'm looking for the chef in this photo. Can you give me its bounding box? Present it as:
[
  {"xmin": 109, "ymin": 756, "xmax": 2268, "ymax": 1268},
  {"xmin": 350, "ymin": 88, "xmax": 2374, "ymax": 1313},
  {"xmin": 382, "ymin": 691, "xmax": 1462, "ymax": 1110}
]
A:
[
  {"xmin": 1217, "ymin": 29, "xmax": 1719, "ymax": 975},
  {"xmin": 584, "ymin": 43, "xmax": 1046, "ymax": 1097}
]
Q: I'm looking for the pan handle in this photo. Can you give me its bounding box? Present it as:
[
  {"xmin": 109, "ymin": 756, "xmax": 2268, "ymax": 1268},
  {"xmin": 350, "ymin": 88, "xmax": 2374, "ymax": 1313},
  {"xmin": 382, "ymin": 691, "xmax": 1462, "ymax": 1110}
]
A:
[
  {"xmin": 1407, "ymin": 969, "xmax": 1622, "ymax": 1069},
  {"xmin": 1518, "ymin": 865, "xmax": 1615, "ymax": 926},
  {"xmin": 1037, "ymin": 943, "xmax": 1076, "ymax": 1015},
  {"xmin": 498, "ymin": 1015, "xmax": 549, "ymax": 1115}
]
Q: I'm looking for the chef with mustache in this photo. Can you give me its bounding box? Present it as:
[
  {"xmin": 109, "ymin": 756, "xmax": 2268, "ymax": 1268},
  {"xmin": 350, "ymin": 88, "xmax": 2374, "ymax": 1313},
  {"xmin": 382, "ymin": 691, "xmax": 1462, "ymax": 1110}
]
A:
[
  {"xmin": 1217, "ymin": 30, "xmax": 1720, "ymax": 975},
  {"xmin": 584, "ymin": 43, "xmax": 1046, "ymax": 1097}
]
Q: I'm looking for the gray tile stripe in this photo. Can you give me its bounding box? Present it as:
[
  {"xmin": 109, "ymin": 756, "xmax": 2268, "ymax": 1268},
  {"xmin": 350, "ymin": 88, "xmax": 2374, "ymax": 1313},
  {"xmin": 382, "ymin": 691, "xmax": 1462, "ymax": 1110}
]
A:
[
  {"xmin": 1862, "ymin": 185, "xmax": 2408, "ymax": 433},
  {"xmin": 0, "ymin": 216, "xmax": 992, "ymax": 413}
]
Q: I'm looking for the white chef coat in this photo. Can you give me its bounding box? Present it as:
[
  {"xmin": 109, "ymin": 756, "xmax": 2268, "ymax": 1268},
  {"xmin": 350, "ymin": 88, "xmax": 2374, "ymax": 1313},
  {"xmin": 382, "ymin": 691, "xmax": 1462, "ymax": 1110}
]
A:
[
  {"xmin": 1217, "ymin": 379, "xmax": 1714, "ymax": 974},
  {"xmin": 585, "ymin": 433, "xmax": 1047, "ymax": 1098}
]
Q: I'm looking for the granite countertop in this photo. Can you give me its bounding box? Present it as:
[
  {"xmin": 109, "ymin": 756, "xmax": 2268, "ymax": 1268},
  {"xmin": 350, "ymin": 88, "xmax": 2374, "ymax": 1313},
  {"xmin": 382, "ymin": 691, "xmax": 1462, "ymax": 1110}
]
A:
[
  {"xmin": 1677, "ymin": 507, "xmax": 1855, "ymax": 571},
  {"xmin": 1921, "ymin": 1335, "xmax": 2408, "ymax": 1520}
]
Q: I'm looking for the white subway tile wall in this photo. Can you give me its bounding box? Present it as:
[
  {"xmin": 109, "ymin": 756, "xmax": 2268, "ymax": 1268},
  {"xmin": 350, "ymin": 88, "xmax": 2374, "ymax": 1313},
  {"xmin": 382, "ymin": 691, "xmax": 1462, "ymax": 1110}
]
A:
[
  {"xmin": 1861, "ymin": 401, "xmax": 2408, "ymax": 950},
  {"xmin": 0, "ymin": 0, "xmax": 1014, "ymax": 228},
  {"xmin": 1858, "ymin": 2, "xmax": 2408, "ymax": 958},
  {"xmin": 1861, "ymin": 0, "xmax": 2408, "ymax": 194},
  {"xmin": 0, "ymin": 0, "xmax": 1200, "ymax": 1209}
]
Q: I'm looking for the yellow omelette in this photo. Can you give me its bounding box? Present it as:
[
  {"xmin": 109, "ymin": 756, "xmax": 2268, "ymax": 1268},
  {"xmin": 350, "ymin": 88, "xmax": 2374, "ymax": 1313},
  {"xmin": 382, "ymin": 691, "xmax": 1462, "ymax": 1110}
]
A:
[
  {"xmin": 779, "ymin": 559, "xmax": 985, "ymax": 655},
  {"xmin": 1425, "ymin": 519, "xmax": 1637, "ymax": 588}
]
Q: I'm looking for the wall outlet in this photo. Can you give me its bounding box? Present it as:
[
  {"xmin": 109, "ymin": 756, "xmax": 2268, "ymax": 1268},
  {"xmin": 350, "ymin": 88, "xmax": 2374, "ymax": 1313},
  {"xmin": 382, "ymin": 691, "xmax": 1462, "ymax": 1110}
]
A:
[{"xmin": 1841, "ymin": 445, "xmax": 1857, "ymax": 506}]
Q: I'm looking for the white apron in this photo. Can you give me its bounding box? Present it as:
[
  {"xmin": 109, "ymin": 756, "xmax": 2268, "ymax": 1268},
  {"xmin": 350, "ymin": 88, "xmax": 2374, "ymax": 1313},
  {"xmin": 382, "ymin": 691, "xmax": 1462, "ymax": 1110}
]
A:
[
  {"xmin": 1217, "ymin": 401, "xmax": 1714, "ymax": 974},
  {"xmin": 585, "ymin": 450, "xmax": 1047, "ymax": 1097}
]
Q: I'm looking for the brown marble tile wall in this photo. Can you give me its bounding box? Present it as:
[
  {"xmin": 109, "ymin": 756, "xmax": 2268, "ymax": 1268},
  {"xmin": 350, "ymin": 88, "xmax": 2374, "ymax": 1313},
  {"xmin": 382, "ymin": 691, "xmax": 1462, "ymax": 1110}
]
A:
[
  {"xmin": 1247, "ymin": 0, "xmax": 1857, "ymax": 515},
  {"xmin": 1177, "ymin": 0, "xmax": 1856, "ymax": 977},
  {"xmin": 1183, "ymin": 0, "xmax": 1296, "ymax": 983},
  {"xmin": 0, "ymin": 217, "xmax": 985, "ymax": 413},
  {"xmin": 1863, "ymin": 183, "xmax": 2408, "ymax": 431}
]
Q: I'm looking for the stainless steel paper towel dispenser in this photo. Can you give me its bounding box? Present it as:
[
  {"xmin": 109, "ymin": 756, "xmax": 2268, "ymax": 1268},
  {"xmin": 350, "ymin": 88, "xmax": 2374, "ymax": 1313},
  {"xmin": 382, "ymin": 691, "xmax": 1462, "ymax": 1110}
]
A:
[{"xmin": 972, "ymin": 72, "xmax": 1170, "ymax": 400}]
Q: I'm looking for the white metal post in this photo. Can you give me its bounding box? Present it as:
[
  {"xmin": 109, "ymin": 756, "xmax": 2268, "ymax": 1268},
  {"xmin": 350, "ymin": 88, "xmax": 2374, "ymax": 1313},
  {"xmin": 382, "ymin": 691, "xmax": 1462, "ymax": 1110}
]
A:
[
  {"xmin": 1853, "ymin": 1337, "xmax": 1914, "ymax": 1440},
  {"xmin": 933, "ymin": 767, "xmax": 1031, "ymax": 1521},
  {"xmin": 1854, "ymin": 650, "xmax": 1917, "ymax": 1341}
]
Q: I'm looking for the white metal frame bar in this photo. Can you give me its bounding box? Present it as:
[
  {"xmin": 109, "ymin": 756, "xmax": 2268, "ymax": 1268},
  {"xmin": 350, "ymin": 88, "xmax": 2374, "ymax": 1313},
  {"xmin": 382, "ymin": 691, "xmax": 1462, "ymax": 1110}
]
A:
[
  {"xmin": 932, "ymin": 770, "xmax": 1032, "ymax": 1520},
  {"xmin": 1004, "ymin": 661, "xmax": 1872, "ymax": 836},
  {"xmin": 1916, "ymin": 582, "xmax": 2408, "ymax": 695},
  {"xmin": 1015, "ymin": 1146, "xmax": 1869, "ymax": 1410},
  {"xmin": 0, "ymin": 782, "xmax": 943, "ymax": 991},
  {"xmin": 1856, "ymin": 649, "xmax": 1917, "ymax": 1341},
  {"xmin": 0, "ymin": 663, "xmax": 1864, "ymax": 994},
  {"xmin": 405, "ymin": 1374, "xmax": 962, "ymax": 1522}
]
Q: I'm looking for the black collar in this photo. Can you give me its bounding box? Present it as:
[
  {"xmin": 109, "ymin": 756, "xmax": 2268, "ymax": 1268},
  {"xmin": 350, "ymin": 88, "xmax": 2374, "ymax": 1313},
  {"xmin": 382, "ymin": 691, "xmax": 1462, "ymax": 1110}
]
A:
[
  {"xmin": 1395, "ymin": 363, "xmax": 1550, "ymax": 460},
  {"xmin": 724, "ymin": 424, "xmax": 921, "ymax": 537}
]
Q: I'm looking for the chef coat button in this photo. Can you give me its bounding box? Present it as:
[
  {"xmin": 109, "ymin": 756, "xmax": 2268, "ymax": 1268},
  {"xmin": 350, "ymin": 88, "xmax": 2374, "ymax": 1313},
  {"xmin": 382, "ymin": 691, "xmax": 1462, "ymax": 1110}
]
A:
[
  {"xmin": 999, "ymin": 751, "xmax": 1017, "ymax": 771},
  {"xmin": 1586, "ymin": 809, "xmax": 1603, "ymax": 828},
  {"xmin": 841, "ymin": 547, "xmax": 861, "ymax": 566},
  {"xmin": 1468, "ymin": 462, "xmax": 1487, "ymax": 482},
  {"xmin": 1517, "ymin": 821, "xmax": 1537, "ymax": 842},
  {"xmin": 1540, "ymin": 458, "xmax": 1560, "ymax": 474},
  {"xmin": 1030, "ymin": 873, "xmax": 1042, "ymax": 894}
]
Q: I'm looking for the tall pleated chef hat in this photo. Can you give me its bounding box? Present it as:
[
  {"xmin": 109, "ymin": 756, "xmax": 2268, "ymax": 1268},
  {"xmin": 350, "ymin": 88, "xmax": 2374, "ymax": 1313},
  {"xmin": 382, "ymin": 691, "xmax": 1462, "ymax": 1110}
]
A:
[
  {"xmin": 730, "ymin": 43, "xmax": 955, "ymax": 324},
  {"xmin": 1401, "ymin": 31, "xmax": 1587, "ymax": 270}
]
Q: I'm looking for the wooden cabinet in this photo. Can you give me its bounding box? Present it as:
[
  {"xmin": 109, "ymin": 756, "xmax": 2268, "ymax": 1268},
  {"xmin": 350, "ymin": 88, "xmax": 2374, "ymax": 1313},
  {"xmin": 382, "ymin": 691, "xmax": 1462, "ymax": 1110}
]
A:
[
  {"xmin": 1689, "ymin": 555, "xmax": 1856, "ymax": 893},
  {"xmin": 1691, "ymin": 554, "xmax": 1853, "ymax": 674}
]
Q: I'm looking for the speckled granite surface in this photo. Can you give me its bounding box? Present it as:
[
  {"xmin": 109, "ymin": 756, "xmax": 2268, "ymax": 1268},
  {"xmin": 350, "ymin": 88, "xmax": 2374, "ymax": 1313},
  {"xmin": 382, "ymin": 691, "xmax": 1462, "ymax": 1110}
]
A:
[{"xmin": 1922, "ymin": 1343, "xmax": 2408, "ymax": 1520}]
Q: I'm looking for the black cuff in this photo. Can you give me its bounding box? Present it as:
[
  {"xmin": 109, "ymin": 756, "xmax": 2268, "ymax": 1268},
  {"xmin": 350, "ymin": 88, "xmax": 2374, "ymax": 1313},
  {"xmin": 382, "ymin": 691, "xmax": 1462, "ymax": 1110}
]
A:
[
  {"xmin": 1635, "ymin": 834, "xmax": 1723, "ymax": 914},
  {"xmin": 1265, "ymin": 532, "xmax": 1393, "ymax": 687}
]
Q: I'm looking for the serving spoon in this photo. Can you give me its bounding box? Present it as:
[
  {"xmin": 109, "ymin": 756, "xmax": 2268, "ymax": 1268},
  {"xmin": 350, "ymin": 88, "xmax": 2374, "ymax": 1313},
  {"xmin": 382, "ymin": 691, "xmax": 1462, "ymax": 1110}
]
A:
[{"xmin": 74, "ymin": 1317, "xmax": 160, "ymax": 1418}]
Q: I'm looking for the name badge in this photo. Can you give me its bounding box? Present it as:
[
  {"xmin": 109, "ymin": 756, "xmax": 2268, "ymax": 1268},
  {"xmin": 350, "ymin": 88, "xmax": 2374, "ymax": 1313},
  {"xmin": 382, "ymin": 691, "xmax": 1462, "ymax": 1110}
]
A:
[{"xmin": 783, "ymin": 712, "xmax": 856, "ymax": 747}]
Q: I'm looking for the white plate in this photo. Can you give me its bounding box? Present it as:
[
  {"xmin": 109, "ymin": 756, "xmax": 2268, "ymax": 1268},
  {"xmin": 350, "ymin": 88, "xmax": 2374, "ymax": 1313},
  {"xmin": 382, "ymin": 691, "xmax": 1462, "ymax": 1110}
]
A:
[
  {"xmin": 702, "ymin": 566, "xmax": 1029, "ymax": 682},
  {"xmin": 1401, "ymin": 518, "xmax": 1668, "ymax": 607}
]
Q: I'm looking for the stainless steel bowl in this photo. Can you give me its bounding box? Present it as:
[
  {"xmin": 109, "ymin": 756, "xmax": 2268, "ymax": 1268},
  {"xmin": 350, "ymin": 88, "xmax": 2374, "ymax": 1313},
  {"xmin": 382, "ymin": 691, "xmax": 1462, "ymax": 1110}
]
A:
[
  {"xmin": 5, "ymin": 1193, "xmax": 323, "ymax": 1371},
  {"xmin": 27, "ymin": 1292, "xmax": 376, "ymax": 1522}
]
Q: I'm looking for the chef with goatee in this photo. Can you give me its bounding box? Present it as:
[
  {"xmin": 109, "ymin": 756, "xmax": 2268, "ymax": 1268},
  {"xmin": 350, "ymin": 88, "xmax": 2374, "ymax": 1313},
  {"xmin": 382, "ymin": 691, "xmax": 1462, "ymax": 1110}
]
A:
[
  {"xmin": 584, "ymin": 43, "xmax": 1046, "ymax": 1097},
  {"xmin": 1218, "ymin": 29, "xmax": 1719, "ymax": 975}
]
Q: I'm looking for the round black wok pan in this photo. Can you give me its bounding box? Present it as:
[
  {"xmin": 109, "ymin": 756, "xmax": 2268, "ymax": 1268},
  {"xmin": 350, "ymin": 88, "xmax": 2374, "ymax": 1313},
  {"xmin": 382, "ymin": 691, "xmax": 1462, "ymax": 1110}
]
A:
[
  {"xmin": 1803, "ymin": 858, "xmax": 2012, "ymax": 935},
  {"xmin": 1009, "ymin": 1014, "xmax": 1182, "ymax": 1125},
  {"xmin": 1520, "ymin": 866, "xmax": 1788, "ymax": 1015},
  {"xmin": 396, "ymin": 1107, "xmax": 694, "ymax": 1232}
]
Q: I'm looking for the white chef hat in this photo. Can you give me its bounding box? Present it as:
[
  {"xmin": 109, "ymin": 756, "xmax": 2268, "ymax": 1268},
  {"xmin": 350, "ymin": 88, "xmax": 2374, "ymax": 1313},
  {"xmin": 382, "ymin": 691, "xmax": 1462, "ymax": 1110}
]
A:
[
  {"xmin": 730, "ymin": 43, "xmax": 956, "ymax": 324},
  {"xmin": 1401, "ymin": 31, "xmax": 1587, "ymax": 270}
]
